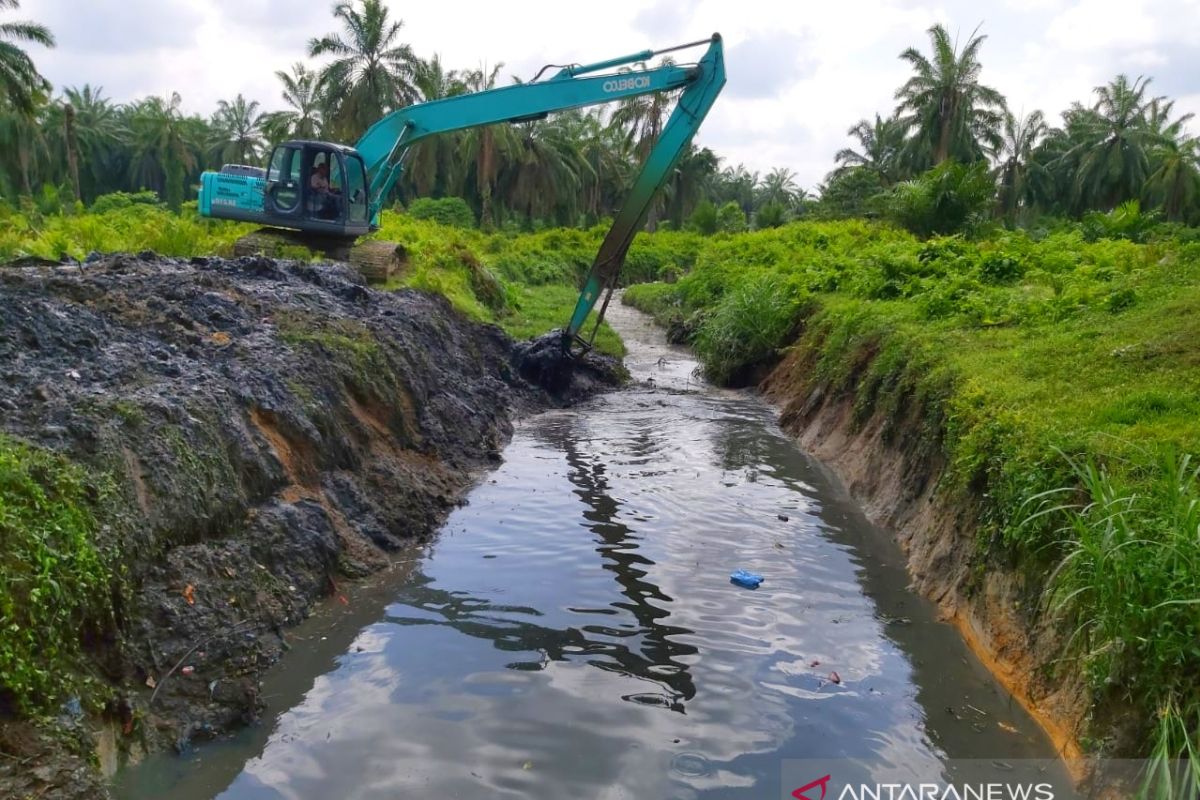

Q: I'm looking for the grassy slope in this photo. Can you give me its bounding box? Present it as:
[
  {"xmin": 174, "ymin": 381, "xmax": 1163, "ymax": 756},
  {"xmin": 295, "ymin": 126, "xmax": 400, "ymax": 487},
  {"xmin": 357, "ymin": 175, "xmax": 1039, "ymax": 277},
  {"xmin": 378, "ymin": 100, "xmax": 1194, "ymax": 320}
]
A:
[
  {"xmin": 626, "ymin": 220, "xmax": 1200, "ymax": 761},
  {"xmin": 8, "ymin": 202, "xmax": 1200, "ymax": 762}
]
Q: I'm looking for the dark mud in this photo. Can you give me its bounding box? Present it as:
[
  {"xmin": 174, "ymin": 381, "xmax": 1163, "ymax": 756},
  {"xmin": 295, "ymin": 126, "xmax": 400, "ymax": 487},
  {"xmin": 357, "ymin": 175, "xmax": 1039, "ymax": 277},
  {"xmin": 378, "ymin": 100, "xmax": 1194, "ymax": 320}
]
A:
[{"xmin": 0, "ymin": 253, "xmax": 619, "ymax": 799}]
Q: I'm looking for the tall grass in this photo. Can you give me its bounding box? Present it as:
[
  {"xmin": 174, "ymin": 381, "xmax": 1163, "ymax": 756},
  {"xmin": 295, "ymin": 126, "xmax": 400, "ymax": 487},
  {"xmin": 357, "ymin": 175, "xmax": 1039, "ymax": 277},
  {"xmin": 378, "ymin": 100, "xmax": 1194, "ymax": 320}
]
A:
[
  {"xmin": 1025, "ymin": 451, "xmax": 1200, "ymax": 779},
  {"xmin": 692, "ymin": 273, "xmax": 807, "ymax": 384}
]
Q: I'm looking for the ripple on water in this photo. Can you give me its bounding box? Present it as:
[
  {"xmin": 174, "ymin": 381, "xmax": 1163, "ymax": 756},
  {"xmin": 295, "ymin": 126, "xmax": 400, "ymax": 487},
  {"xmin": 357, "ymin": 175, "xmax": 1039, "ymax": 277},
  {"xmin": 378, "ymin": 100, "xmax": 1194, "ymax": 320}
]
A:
[{"xmin": 110, "ymin": 294, "xmax": 1072, "ymax": 800}]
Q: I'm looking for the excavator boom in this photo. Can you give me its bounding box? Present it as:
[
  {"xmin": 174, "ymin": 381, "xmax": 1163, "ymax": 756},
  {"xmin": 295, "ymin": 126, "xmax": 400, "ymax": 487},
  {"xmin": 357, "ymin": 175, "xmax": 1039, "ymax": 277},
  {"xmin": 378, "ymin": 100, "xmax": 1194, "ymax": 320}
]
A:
[{"xmin": 198, "ymin": 35, "xmax": 726, "ymax": 349}]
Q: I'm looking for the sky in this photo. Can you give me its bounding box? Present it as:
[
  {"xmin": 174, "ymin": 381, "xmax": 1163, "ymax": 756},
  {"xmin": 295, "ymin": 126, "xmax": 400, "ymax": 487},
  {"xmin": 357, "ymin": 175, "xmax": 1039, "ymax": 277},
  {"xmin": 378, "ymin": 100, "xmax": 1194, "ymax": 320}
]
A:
[{"xmin": 18, "ymin": 0, "xmax": 1200, "ymax": 189}]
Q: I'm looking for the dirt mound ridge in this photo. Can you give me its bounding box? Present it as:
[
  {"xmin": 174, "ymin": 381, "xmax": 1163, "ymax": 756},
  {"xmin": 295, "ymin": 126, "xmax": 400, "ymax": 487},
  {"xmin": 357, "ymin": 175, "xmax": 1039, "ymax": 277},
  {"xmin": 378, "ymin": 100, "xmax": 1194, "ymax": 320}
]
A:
[{"xmin": 0, "ymin": 253, "xmax": 616, "ymax": 797}]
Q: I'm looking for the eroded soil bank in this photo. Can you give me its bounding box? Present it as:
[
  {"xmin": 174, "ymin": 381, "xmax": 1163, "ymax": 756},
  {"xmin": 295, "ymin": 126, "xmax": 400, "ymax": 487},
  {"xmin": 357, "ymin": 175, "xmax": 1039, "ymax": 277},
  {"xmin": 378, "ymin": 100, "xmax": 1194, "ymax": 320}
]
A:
[
  {"xmin": 0, "ymin": 253, "xmax": 617, "ymax": 799},
  {"xmin": 760, "ymin": 345, "xmax": 1104, "ymax": 782}
]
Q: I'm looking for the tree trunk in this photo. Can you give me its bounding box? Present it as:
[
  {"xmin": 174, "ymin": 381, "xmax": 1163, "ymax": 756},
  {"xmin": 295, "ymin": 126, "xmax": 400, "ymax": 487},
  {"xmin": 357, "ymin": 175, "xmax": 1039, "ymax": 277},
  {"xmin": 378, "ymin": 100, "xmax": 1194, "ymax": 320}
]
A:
[
  {"xmin": 64, "ymin": 104, "xmax": 82, "ymax": 203},
  {"xmin": 18, "ymin": 144, "xmax": 32, "ymax": 198},
  {"xmin": 478, "ymin": 129, "xmax": 495, "ymax": 230}
]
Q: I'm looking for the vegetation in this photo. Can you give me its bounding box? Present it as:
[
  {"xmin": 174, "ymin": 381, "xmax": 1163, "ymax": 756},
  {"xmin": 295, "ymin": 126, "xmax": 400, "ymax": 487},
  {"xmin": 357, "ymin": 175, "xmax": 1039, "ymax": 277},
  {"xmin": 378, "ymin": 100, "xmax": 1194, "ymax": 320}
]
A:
[
  {"xmin": 0, "ymin": 434, "xmax": 113, "ymax": 714},
  {"xmin": 2, "ymin": 0, "xmax": 1200, "ymax": 783},
  {"xmin": 624, "ymin": 214, "xmax": 1200, "ymax": 773}
]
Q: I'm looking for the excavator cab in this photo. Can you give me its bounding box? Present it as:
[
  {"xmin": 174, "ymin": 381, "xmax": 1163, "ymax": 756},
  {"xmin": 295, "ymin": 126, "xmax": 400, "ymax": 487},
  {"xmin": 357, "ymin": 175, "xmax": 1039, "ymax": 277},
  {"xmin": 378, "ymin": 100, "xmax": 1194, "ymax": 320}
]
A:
[{"xmin": 260, "ymin": 141, "xmax": 371, "ymax": 237}]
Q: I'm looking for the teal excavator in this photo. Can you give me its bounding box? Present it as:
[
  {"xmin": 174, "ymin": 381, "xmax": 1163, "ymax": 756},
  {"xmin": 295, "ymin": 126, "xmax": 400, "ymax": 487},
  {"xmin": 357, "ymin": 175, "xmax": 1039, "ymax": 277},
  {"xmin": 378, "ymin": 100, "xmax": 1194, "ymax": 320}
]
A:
[{"xmin": 198, "ymin": 35, "xmax": 725, "ymax": 352}]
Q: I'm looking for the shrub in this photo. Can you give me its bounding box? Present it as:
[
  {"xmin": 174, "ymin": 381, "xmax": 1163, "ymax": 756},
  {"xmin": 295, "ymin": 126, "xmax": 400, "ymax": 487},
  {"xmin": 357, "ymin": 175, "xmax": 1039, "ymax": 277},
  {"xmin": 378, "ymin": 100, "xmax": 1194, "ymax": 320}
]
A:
[
  {"xmin": 694, "ymin": 272, "xmax": 806, "ymax": 384},
  {"xmin": 0, "ymin": 436, "xmax": 113, "ymax": 713},
  {"xmin": 715, "ymin": 201, "xmax": 748, "ymax": 234},
  {"xmin": 407, "ymin": 196, "xmax": 476, "ymax": 228},
  {"xmin": 755, "ymin": 201, "xmax": 788, "ymax": 230},
  {"xmin": 1081, "ymin": 200, "xmax": 1161, "ymax": 243},
  {"xmin": 90, "ymin": 190, "xmax": 162, "ymax": 214},
  {"xmin": 879, "ymin": 160, "xmax": 995, "ymax": 238},
  {"xmin": 689, "ymin": 200, "xmax": 718, "ymax": 235}
]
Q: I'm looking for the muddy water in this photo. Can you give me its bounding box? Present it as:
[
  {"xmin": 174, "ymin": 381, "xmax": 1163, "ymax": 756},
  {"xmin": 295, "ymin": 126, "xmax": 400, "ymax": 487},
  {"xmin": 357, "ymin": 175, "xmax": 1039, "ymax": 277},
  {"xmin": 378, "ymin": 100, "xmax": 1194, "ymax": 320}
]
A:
[{"xmin": 115, "ymin": 299, "xmax": 1068, "ymax": 799}]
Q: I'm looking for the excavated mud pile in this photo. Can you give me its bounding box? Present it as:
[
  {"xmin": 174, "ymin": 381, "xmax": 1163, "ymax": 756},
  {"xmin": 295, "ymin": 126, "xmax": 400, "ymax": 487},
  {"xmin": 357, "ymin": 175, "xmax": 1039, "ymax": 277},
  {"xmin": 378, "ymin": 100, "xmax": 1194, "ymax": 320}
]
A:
[
  {"xmin": 0, "ymin": 253, "xmax": 620, "ymax": 798},
  {"xmin": 513, "ymin": 330, "xmax": 627, "ymax": 398}
]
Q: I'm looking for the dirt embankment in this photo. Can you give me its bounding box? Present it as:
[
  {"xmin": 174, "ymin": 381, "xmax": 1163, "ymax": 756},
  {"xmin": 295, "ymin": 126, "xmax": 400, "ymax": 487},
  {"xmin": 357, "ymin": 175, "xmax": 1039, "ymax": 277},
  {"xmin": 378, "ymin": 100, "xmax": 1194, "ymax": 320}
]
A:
[
  {"xmin": 0, "ymin": 254, "xmax": 618, "ymax": 799},
  {"xmin": 760, "ymin": 345, "xmax": 1100, "ymax": 776}
]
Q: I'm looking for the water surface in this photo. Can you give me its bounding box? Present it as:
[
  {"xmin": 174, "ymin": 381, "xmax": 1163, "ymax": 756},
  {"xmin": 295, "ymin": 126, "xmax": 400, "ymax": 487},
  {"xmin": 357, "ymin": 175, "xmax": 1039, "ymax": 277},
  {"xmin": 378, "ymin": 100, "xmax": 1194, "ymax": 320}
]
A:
[{"xmin": 116, "ymin": 298, "xmax": 1066, "ymax": 799}]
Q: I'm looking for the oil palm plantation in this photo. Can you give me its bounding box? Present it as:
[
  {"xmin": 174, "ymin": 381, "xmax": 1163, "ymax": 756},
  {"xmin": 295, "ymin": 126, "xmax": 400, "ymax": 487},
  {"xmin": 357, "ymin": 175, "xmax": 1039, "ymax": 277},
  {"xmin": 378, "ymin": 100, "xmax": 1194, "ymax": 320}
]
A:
[
  {"xmin": 262, "ymin": 63, "xmax": 323, "ymax": 144},
  {"xmin": 663, "ymin": 144, "xmax": 719, "ymax": 227},
  {"xmin": 455, "ymin": 63, "xmax": 516, "ymax": 228},
  {"xmin": 995, "ymin": 110, "xmax": 1048, "ymax": 222},
  {"xmin": 835, "ymin": 113, "xmax": 907, "ymax": 185},
  {"xmin": 210, "ymin": 94, "xmax": 265, "ymax": 166},
  {"xmin": 0, "ymin": 99, "xmax": 46, "ymax": 196},
  {"xmin": 757, "ymin": 166, "xmax": 801, "ymax": 209},
  {"xmin": 1145, "ymin": 134, "xmax": 1200, "ymax": 222},
  {"xmin": 609, "ymin": 60, "xmax": 678, "ymax": 228},
  {"xmin": 45, "ymin": 86, "xmax": 122, "ymax": 202},
  {"xmin": 0, "ymin": 0, "xmax": 53, "ymax": 114},
  {"xmin": 402, "ymin": 55, "xmax": 466, "ymax": 197},
  {"xmin": 126, "ymin": 93, "xmax": 198, "ymax": 210},
  {"xmin": 505, "ymin": 116, "xmax": 584, "ymax": 225},
  {"xmin": 894, "ymin": 24, "xmax": 1006, "ymax": 169},
  {"xmin": 308, "ymin": 0, "xmax": 417, "ymax": 141},
  {"xmin": 1069, "ymin": 75, "xmax": 1163, "ymax": 210},
  {"xmin": 566, "ymin": 109, "xmax": 630, "ymax": 220}
]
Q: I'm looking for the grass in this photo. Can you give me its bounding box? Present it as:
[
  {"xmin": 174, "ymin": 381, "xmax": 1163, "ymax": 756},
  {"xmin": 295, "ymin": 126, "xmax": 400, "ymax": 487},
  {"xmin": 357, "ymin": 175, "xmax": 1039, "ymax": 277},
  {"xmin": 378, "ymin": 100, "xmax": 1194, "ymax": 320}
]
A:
[
  {"xmin": 501, "ymin": 283, "xmax": 624, "ymax": 358},
  {"xmin": 0, "ymin": 434, "xmax": 114, "ymax": 715},
  {"xmin": 9, "ymin": 198, "xmax": 1199, "ymax": 775},
  {"xmin": 625, "ymin": 217, "xmax": 1200, "ymax": 770}
]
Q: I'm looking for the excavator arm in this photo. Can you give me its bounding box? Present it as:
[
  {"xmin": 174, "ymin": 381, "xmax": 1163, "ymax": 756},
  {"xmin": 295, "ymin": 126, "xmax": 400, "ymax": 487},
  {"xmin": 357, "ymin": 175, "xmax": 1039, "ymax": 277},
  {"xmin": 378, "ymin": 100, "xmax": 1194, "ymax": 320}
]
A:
[
  {"xmin": 200, "ymin": 35, "xmax": 725, "ymax": 351},
  {"xmin": 354, "ymin": 35, "xmax": 726, "ymax": 349}
]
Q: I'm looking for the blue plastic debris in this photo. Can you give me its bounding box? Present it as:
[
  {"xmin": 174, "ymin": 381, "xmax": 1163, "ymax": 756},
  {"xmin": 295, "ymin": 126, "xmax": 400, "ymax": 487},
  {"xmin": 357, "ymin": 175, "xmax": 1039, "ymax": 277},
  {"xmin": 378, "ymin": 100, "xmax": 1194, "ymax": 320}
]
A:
[{"xmin": 730, "ymin": 569, "xmax": 764, "ymax": 589}]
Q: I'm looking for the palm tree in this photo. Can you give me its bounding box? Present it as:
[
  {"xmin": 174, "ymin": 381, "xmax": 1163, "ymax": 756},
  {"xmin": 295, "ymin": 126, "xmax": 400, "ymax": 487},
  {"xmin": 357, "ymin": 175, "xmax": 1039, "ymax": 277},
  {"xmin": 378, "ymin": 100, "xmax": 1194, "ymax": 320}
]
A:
[
  {"xmin": 1069, "ymin": 75, "xmax": 1163, "ymax": 210},
  {"xmin": 402, "ymin": 54, "xmax": 466, "ymax": 197},
  {"xmin": 663, "ymin": 144, "xmax": 719, "ymax": 227},
  {"xmin": 835, "ymin": 113, "xmax": 907, "ymax": 185},
  {"xmin": 757, "ymin": 166, "xmax": 801, "ymax": 209},
  {"xmin": 995, "ymin": 110, "xmax": 1047, "ymax": 222},
  {"xmin": 559, "ymin": 109, "xmax": 630, "ymax": 221},
  {"xmin": 0, "ymin": 99, "xmax": 46, "ymax": 195},
  {"xmin": 710, "ymin": 164, "xmax": 759, "ymax": 215},
  {"xmin": 53, "ymin": 85, "xmax": 122, "ymax": 201},
  {"xmin": 308, "ymin": 0, "xmax": 417, "ymax": 141},
  {"xmin": 455, "ymin": 62, "xmax": 516, "ymax": 229},
  {"xmin": 262, "ymin": 63, "xmax": 323, "ymax": 144},
  {"xmin": 608, "ymin": 60, "xmax": 678, "ymax": 228},
  {"xmin": 0, "ymin": 0, "xmax": 54, "ymax": 114},
  {"xmin": 894, "ymin": 24, "xmax": 1006, "ymax": 169},
  {"xmin": 504, "ymin": 117, "xmax": 582, "ymax": 224},
  {"xmin": 210, "ymin": 94, "xmax": 264, "ymax": 165},
  {"xmin": 1145, "ymin": 135, "xmax": 1200, "ymax": 222},
  {"xmin": 610, "ymin": 64, "xmax": 674, "ymax": 160},
  {"xmin": 127, "ymin": 92, "xmax": 197, "ymax": 210}
]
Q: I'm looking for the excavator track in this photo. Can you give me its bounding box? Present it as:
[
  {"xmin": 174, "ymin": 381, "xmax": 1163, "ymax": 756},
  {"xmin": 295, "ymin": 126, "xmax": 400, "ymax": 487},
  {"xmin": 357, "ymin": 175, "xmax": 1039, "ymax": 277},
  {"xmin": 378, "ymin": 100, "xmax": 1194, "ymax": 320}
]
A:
[{"xmin": 232, "ymin": 229, "xmax": 407, "ymax": 284}]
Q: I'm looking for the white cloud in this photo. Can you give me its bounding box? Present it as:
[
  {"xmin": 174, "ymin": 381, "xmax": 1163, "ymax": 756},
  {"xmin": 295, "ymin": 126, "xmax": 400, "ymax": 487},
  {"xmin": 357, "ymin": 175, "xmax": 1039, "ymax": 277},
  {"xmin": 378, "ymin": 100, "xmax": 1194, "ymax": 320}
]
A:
[{"xmin": 17, "ymin": 0, "xmax": 1200, "ymax": 188}]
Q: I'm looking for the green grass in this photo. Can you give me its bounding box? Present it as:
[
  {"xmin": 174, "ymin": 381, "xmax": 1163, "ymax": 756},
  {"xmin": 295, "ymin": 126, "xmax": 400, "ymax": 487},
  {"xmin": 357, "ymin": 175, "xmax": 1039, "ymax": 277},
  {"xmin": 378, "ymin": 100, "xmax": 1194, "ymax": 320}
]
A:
[
  {"xmin": 0, "ymin": 201, "xmax": 254, "ymax": 260},
  {"xmin": 625, "ymin": 217, "xmax": 1200, "ymax": 768},
  {"xmin": 0, "ymin": 434, "xmax": 114, "ymax": 715},
  {"xmin": 501, "ymin": 283, "xmax": 624, "ymax": 358}
]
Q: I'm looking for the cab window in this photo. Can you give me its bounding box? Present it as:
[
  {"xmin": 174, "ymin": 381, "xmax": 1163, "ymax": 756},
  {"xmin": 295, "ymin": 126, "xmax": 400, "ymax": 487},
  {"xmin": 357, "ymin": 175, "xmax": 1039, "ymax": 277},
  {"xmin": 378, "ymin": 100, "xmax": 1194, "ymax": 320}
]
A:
[
  {"xmin": 346, "ymin": 157, "xmax": 368, "ymax": 223},
  {"xmin": 268, "ymin": 146, "xmax": 300, "ymax": 211}
]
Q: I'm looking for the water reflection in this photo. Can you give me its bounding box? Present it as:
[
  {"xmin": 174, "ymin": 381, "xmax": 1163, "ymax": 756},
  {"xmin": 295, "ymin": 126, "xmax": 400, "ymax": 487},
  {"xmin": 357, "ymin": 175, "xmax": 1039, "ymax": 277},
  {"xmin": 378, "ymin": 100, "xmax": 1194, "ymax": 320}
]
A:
[
  {"xmin": 112, "ymin": 298, "xmax": 1070, "ymax": 800},
  {"xmin": 384, "ymin": 561, "xmax": 697, "ymax": 710}
]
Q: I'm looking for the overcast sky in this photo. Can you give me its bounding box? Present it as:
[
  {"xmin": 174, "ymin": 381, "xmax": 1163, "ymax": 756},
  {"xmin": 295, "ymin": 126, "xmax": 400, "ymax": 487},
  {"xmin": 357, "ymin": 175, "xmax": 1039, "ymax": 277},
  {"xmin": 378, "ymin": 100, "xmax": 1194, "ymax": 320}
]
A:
[{"xmin": 18, "ymin": 0, "xmax": 1200, "ymax": 188}]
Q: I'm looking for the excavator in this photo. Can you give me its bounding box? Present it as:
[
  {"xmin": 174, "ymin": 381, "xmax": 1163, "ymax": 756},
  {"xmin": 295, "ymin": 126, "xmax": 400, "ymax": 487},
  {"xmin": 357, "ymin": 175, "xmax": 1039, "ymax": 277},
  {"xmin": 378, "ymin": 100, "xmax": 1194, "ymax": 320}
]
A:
[{"xmin": 198, "ymin": 34, "xmax": 725, "ymax": 353}]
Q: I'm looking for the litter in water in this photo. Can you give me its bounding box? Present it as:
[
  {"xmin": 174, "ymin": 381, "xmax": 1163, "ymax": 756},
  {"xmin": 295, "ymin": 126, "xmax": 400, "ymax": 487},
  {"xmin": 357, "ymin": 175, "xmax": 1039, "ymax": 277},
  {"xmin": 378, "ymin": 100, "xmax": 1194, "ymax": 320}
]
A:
[{"xmin": 729, "ymin": 569, "xmax": 764, "ymax": 589}]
